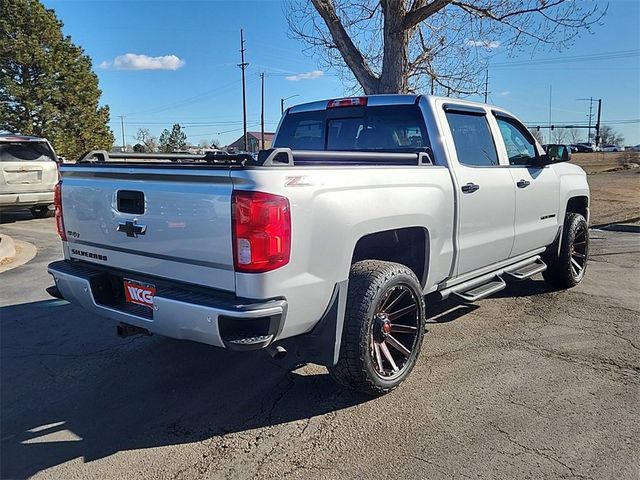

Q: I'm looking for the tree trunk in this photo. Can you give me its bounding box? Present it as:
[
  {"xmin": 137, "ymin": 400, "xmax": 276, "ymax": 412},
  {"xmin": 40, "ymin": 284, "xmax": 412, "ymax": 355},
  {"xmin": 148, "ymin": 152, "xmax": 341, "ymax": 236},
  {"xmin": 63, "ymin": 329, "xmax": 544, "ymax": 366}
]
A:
[{"xmin": 378, "ymin": 0, "xmax": 409, "ymax": 93}]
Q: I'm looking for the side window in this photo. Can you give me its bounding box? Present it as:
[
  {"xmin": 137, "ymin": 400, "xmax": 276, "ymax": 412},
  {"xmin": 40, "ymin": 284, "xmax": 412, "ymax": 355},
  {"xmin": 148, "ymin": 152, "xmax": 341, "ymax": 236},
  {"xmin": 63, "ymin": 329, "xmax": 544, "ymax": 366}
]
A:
[
  {"xmin": 445, "ymin": 112, "xmax": 499, "ymax": 166},
  {"xmin": 496, "ymin": 117, "xmax": 537, "ymax": 166}
]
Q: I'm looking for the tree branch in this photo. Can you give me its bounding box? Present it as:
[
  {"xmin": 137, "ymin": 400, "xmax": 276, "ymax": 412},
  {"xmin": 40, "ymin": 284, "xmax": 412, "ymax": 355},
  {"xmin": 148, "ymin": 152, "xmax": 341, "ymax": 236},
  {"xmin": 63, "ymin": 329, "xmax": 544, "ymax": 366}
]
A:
[
  {"xmin": 403, "ymin": 0, "xmax": 453, "ymax": 31},
  {"xmin": 311, "ymin": 0, "xmax": 379, "ymax": 93}
]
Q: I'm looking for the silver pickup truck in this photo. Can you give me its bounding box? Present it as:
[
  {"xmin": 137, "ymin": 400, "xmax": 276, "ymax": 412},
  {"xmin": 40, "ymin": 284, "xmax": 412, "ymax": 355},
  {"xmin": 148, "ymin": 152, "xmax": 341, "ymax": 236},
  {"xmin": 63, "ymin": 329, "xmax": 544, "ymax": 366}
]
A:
[{"xmin": 48, "ymin": 95, "xmax": 590, "ymax": 395}]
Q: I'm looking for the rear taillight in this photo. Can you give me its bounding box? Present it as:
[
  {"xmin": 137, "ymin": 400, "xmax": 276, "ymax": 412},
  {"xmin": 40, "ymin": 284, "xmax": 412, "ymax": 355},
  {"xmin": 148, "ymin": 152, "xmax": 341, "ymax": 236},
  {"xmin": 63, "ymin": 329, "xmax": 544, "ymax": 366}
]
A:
[
  {"xmin": 327, "ymin": 96, "xmax": 367, "ymax": 108},
  {"xmin": 54, "ymin": 181, "xmax": 66, "ymax": 241},
  {"xmin": 232, "ymin": 191, "xmax": 291, "ymax": 273}
]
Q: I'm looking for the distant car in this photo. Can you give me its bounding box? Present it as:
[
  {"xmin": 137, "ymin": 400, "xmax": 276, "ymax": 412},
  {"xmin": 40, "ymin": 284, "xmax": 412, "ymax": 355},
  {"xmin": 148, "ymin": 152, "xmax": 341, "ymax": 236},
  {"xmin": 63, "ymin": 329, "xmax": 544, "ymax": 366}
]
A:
[
  {"xmin": 571, "ymin": 144, "xmax": 590, "ymax": 153},
  {"xmin": 568, "ymin": 145, "xmax": 578, "ymax": 153},
  {"xmin": 601, "ymin": 144, "xmax": 621, "ymax": 152},
  {"xmin": 0, "ymin": 134, "xmax": 59, "ymax": 218},
  {"xmin": 630, "ymin": 144, "xmax": 640, "ymax": 152},
  {"xmin": 574, "ymin": 143, "xmax": 596, "ymax": 153}
]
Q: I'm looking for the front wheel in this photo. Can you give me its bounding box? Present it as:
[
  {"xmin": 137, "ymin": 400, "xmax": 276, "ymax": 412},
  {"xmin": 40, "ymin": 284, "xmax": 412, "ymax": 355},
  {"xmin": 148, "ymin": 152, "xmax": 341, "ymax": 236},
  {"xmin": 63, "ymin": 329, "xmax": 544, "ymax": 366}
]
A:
[
  {"xmin": 328, "ymin": 260, "xmax": 426, "ymax": 396},
  {"xmin": 543, "ymin": 213, "xmax": 589, "ymax": 288}
]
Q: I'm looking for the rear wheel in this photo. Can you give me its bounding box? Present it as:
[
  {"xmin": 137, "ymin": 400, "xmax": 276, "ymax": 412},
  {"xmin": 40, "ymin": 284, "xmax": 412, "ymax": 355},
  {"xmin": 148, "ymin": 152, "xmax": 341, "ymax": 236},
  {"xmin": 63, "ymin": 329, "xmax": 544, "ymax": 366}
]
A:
[
  {"xmin": 328, "ymin": 260, "xmax": 426, "ymax": 396},
  {"xmin": 30, "ymin": 205, "xmax": 54, "ymax": 218},
  {"xmin": 543, "ymin": 213, "xmax": 588, "ymax": 288}
]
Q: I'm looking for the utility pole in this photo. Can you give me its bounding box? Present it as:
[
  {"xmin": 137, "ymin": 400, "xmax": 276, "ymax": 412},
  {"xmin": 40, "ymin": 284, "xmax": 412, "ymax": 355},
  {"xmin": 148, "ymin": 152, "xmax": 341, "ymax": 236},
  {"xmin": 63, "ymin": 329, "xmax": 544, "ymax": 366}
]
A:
[
  {"xmin": 483, "ymin": 69, "xmax": 489, "ymax": 103},
  {"xmin": 430, "ymin": 76, "xmax": 435, "ymax": 95},
  {"xmin": 548, "ymin": 85, "xmax": 552, "ymax": 144},
  {"xmin": 595, "ymin": 99, "xmax": 602, "ymax": 147},
  {"xmin": 260, "ymin": 72, "xmax": 265, "ymax": 150},
  {"xmin": 119, "ymin": 115, "xmax": 126, "ymax": 151},
  {"xmin": 587, "ymin": 96, "xmax": 593, "ymax": 142},
  {"xmin": 238, "ymin": 29, "xmax": 249, "ymax": 151},
  {"xmin": 577, "ymin": 97, "xmax": 599, "ymax": 145}
]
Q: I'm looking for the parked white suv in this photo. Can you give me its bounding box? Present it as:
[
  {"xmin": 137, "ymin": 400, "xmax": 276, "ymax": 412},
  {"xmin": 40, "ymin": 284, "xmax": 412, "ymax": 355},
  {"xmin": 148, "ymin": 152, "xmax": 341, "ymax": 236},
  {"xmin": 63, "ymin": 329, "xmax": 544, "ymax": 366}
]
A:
[{"xmin": 0, "ymin": 134, "xmax": 59, "ymax": 218}]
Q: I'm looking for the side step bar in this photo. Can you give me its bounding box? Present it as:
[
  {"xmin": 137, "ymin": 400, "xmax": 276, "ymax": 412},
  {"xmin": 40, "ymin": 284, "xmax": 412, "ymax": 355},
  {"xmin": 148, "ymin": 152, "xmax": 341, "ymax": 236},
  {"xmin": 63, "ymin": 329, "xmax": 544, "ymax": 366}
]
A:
[
  {"xmin": 451, "ymin": 277, "xmax": 506, "ymax": 302},
  {"xmin": 440, "ymin": 256, "xmax": 547, "ymax": 303},
  {"xmin": 503, "ymin": 259, "xmax": 547, "ymax": 281}
]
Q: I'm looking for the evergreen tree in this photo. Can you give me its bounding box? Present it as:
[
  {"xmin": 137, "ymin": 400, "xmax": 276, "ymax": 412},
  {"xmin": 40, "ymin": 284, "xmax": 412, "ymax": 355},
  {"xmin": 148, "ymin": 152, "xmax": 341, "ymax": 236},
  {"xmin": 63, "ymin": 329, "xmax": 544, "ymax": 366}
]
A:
[
  {"xmin": 0, "ymin": 0, "xmax": 114, "ymax": 160},
  {"xmin": 159, "ymin": 124, "xmax": 187, "ymax": 152}
]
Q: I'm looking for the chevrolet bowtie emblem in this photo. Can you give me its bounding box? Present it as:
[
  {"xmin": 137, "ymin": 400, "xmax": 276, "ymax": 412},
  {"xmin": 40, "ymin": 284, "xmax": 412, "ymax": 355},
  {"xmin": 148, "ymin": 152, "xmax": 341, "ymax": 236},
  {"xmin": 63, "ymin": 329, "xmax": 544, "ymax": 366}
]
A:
[{"xmin": 117, "ymin": 220, "xmax": 146, "ymax": 238}]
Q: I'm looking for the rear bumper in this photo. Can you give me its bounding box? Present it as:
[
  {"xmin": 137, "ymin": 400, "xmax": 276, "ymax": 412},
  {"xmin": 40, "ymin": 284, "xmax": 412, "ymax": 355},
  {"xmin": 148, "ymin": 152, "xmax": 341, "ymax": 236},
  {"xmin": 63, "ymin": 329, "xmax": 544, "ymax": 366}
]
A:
[
  {"xmin": 0, "ymin": 191, "xmax": 54, "ymax": 207},
  {"xmin": 47, "ymin": 260, "xmax": 286, "ymax": 349}
]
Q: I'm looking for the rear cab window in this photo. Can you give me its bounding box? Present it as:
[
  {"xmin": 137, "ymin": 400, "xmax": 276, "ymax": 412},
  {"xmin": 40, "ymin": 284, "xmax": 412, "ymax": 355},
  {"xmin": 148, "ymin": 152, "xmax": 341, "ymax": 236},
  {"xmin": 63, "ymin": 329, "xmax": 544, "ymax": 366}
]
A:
[
  {"xmin": 274, "ymin": 104, "xmax": 430, "ymax": 153},
  {"xmin": 0, "ymin": 142, "xmax": 56, "ymax": 162}
]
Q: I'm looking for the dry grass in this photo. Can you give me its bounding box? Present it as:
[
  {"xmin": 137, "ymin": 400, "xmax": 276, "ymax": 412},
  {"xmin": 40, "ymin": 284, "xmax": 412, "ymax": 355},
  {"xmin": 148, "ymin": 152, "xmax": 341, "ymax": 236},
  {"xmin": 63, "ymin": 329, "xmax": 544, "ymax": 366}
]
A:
[{"xmin": 570, "ymin": 152, "xmax": 640, "ymax": 226}]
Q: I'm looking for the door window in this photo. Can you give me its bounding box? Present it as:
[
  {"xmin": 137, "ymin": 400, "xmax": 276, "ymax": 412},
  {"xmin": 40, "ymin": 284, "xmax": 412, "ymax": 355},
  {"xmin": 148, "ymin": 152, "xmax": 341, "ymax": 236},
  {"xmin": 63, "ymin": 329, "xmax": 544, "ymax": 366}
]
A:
[
  {"xmin": 496, "ymin": 117, "xmax": 537, "ymax": 166},
  {"xmin": 445, "ymin": 112, "xmax": 499, "ymax": 166}
]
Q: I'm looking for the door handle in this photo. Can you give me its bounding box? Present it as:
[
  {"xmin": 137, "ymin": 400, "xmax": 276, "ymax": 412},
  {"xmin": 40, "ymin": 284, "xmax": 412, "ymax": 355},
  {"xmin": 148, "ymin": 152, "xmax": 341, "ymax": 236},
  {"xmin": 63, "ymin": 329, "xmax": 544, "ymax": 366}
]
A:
[
  {"xmin": 517, "ymin": 179, "xmax": 531, "ymax": 188},
  {"xmin": 461, "ymin": 182, "xmax": 480, "ymax": 194}
]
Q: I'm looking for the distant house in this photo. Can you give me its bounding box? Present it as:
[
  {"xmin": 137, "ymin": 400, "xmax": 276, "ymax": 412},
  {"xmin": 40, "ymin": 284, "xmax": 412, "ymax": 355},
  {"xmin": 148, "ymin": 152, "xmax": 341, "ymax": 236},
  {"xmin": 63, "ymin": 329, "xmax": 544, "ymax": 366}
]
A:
[{"xmin": 228, "ymin": 131, "xmax": 275, "ymax": 153}]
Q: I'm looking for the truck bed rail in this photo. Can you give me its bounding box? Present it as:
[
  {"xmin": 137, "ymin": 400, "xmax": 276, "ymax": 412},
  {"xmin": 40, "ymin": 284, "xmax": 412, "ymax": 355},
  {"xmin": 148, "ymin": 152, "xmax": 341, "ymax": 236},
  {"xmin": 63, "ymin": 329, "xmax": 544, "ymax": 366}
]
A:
[
  {"xmin": 75, "ymin": 150, "xmax": 255, "ymax": 166},
  {"xmin": 258, "ymin": 148, "xmax": 434, "ymax": 167}
]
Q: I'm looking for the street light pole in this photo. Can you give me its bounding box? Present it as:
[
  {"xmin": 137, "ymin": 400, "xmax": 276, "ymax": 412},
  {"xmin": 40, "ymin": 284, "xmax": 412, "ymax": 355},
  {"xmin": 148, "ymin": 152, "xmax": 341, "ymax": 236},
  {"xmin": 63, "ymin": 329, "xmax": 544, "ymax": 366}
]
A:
[{"xmin": 280, "ymin": 94, "xmax": 300, "ymax": 115}]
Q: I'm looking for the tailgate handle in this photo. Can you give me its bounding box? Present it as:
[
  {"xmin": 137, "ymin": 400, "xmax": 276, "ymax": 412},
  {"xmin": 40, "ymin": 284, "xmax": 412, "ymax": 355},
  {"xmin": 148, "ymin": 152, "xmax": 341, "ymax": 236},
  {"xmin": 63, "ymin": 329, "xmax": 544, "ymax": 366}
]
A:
[{"xmin": 117, "ymin": 190, "xmax": 145, "ymax": 214}]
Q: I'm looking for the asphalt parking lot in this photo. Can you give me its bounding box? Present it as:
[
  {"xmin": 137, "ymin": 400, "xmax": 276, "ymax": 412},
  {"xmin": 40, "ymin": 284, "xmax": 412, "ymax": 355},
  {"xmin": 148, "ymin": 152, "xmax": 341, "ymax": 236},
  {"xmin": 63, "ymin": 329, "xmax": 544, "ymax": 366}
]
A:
[{"xmin": 1, "ymin": 213, "xmax": 638, "ymax": 480}]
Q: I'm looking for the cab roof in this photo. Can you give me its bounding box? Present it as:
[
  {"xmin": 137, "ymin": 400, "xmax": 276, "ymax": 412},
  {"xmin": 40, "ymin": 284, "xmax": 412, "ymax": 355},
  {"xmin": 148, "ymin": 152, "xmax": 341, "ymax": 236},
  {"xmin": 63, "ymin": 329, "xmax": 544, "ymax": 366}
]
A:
[
  {"xmin": 0, "ymin": 133, "xmax": 49, "ymax": 143},
  {"xmin": 287, "ymin": 94, "xmax": 502, "ymax": 114}
]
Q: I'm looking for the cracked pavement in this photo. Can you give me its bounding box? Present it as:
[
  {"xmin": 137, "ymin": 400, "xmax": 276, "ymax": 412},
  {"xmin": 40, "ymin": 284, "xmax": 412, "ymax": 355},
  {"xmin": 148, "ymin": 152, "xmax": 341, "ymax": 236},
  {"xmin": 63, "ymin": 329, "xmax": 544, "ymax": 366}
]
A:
[{"xmin": 1, "ymin": 214, "xmax": 638, "ymax": 479}]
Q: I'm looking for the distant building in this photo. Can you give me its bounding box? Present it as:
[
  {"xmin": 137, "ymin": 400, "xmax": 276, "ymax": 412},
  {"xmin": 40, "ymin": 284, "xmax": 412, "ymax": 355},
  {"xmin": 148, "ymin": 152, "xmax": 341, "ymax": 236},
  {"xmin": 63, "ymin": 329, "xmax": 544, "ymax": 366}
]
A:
[{"xmin": 228, "ymin": 131, "xmax": 275, "ymax": 153}]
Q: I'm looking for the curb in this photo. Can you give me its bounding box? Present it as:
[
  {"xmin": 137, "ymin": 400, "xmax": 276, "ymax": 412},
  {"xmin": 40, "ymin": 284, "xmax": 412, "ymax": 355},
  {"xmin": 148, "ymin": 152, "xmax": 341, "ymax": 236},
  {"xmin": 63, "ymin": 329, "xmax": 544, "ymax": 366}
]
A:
[
  {"xmin": 0, "ymin": 239, "xmax": 37, "ymax": 274},
  {"xmin": 0, "ymin": 234, "xmax": 16, "ymax": 261},
  {"xmin": 599, "ymin": 224, "xmax": 640, "ymax": 234}
]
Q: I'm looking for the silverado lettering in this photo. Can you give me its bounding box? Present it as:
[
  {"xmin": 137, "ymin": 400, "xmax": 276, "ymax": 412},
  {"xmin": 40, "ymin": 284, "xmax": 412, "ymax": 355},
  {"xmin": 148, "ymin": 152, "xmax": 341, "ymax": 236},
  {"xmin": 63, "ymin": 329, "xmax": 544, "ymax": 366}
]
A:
[{"xmin": 70, "ymin": 249, "xmax": 107, "ymax": 261}]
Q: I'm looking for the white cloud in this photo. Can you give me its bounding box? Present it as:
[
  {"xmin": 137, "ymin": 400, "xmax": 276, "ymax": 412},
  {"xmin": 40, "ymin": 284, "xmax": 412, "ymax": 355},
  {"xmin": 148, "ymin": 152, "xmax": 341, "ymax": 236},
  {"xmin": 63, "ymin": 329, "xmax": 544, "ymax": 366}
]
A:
[
  {"xmin": 100, "ymin": 53, "xmax": 185, "ymax": 71},
  {"xmin": 285, "ymin": 70, "xmax": 324, "ymax": 81},
  {"xmin": 467, "ymin": 39, "xmax": 501, "ymax": 49},
  {"xmin": 499, "ymin": 90, "xmax": 511, "ymax": 96}
]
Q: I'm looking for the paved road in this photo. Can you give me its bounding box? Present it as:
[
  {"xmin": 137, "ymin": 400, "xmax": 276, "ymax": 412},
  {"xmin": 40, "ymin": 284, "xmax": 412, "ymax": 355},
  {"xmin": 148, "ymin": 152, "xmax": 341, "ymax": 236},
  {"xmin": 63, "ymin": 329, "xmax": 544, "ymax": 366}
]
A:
[{"xmin": 1, "ymin": 213, "xmax": 638, "ymax": 480}]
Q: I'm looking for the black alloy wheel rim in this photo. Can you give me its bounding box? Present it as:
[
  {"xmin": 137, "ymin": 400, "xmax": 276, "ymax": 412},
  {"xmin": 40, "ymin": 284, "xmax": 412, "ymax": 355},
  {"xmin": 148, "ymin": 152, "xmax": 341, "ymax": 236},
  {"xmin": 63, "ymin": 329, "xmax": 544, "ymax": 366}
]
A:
[
  {"xmin": 369, "ymin": 284, "xmax": 421, "ymax": 380},
  {"xmin": 570, "ymin": 223, "xmax": 588, "ymax": 279}
]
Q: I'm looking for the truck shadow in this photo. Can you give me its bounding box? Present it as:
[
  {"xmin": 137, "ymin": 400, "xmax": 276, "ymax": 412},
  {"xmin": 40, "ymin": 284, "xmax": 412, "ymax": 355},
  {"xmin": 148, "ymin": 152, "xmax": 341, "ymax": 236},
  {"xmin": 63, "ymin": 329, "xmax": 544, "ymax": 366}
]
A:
[
  {"xmin": 0, "ymin": 210, "xmax": 38, "ymax": 224},
  {"xmin": 426, "ymin": 278, "xmax": 557, "ymax": 324},
  {"xmin": 1, "ymin": 278, "xmax": 557, "ymax": 478},
  {"xmin": 0, "ymin": 300, "xmax": 369, "ymax": 479}
]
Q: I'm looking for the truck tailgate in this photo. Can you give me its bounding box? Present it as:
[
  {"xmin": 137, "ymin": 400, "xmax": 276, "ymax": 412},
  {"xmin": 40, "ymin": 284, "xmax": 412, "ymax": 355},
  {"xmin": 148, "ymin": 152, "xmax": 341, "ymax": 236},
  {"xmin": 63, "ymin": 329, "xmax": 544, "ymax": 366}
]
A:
[{"xmin": 60, "ymin": 166, "xmax": 236, "ymax": 292}]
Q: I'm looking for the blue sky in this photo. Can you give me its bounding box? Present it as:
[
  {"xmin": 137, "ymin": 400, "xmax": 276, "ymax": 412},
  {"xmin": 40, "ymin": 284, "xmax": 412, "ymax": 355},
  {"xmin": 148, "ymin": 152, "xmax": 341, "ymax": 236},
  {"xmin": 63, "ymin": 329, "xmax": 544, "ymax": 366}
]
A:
[{"xmin": 43, "ymin": 0, "xmax": 640, "ymax": 146}]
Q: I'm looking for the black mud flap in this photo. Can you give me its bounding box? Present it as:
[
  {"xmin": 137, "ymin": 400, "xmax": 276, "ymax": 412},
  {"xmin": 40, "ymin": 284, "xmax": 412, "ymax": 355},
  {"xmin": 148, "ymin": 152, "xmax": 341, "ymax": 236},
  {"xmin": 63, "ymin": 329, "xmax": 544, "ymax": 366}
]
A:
[{"xmin": 277, "ymin": 281, "xmax": 348, "ymax": 368}]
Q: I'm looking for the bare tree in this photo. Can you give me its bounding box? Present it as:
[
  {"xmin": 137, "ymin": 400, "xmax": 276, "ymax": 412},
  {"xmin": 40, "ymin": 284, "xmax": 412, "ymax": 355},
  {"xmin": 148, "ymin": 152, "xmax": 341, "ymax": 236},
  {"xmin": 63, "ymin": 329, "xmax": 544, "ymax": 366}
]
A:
[
  {"xmin": 287, "ymin": 0, "xmax": 605, "ymax": 95},
  {"xmin": 133, "ymin": 128, "xmax": 157, "ymax": 152},
  {"xmin": 529, "ymin": 128, "xmax": 544, "ymax": 145},
  {"xmin": 551, "ymin": 128, "xmax": 568, "ymax": 144},
  {"xmin": 567, "ymin": 127, "xmax": 582, "ymax": 144},
  {"xmin": 198, "ymin": 139, "xmax": 210, "ymax": 149},
  {"xmin": 599, "ymin": 125, "xmax": 624, "ymax": 146}
]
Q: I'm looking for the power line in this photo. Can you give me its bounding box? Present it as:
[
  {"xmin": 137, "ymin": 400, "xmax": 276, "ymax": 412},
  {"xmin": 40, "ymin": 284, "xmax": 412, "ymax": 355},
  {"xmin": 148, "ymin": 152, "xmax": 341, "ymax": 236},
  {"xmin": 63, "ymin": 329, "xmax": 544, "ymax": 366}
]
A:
[
  {"xmin": 125, "ymin": 80, "xmax": 239, "ymax": 117},
  {"xmin": 109, "ymin": 120, "xmax": 246, "ymax": 126},
  {"xmin": 490, "ymin": 49, "xmax": 639, "ymax": 68},
  {"xmin": 525, "ymin": 119, "xmax": 639, "ymax": 125}
]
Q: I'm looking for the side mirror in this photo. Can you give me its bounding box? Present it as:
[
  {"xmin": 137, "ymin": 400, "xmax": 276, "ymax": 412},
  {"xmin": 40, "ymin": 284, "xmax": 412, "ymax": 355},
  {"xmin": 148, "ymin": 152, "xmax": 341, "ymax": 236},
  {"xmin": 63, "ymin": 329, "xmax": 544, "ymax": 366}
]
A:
[{"xmin": 544, "ymin": 144, "xmax": 571, "ymax": 164}]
